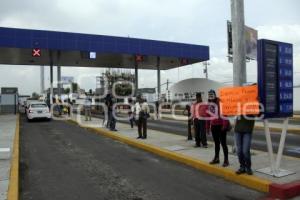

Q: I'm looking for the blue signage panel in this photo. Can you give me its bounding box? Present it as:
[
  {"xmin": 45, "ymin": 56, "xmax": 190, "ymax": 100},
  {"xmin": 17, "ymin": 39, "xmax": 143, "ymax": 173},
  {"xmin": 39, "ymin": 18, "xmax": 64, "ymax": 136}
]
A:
[{"xmin": 258, "ymin": 39, "xmax": 293, "ymax": 118}]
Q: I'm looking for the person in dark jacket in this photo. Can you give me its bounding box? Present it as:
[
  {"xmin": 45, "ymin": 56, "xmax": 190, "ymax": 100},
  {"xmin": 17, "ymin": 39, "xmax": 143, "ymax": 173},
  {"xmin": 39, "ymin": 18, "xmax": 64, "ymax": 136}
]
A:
[
  {"xmin": 234, "ymin": 115, "xmax": 255, "ymax": 175},
  {"xmin": 128, "ymin": 98, "xmax": 135, "ymax": 128},
  {"xmin": 67, "ymin": 98, "xmax": 72, "ymax": 116},
  {"xmin": 105, "ymin": 93, "xmax": 117, "ymax": 131},
  {"xmin": 105, "ymin": 94, "xmax": 112, "ymax": 128},
  {"xmin": 191, "ymin": 93, "xmax": 208, "ymax": 148},
  {"xmin": 207, "ymin": 90, "xmax": 229, "ymax": 167},
  {"xmin": 155, "ymin": 101, "xmax": 160, "ymax": 119},
  {"xmin": 183, "ymin": 104, "xmax": 193, "ymax": 140},
  {"xmin": 134, "ymin": 96, "xmax": 150, "ymax": 139}
]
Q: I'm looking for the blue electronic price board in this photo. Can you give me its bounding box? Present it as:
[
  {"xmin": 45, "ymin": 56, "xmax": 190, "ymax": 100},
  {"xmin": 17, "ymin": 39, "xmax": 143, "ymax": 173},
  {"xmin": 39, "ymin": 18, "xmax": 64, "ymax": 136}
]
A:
[{"xmin": 258, "ymin": 39, "xmax": 293, "ymax": 118}]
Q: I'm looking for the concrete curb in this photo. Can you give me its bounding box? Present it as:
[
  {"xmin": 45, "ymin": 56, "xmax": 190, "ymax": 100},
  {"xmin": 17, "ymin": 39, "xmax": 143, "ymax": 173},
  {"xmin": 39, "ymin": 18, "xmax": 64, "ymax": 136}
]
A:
[
  {"xmin": 70, "ymin": 119, "xmax": 271, "ymax": 193},
  {"xmin": 7, "ymin": 114, "xmax": 19, "ymax": 200},
  {"xmin": 269, "ymin": 181, "xmax": 300, "ymax": 199}
]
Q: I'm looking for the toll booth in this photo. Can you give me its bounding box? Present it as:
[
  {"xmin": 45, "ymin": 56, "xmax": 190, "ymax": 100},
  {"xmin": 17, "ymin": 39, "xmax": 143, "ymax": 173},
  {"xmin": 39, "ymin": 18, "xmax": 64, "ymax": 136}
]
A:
[{"xmin": 0, "ymin": 87, "xmax": 18, "ymax": 114}]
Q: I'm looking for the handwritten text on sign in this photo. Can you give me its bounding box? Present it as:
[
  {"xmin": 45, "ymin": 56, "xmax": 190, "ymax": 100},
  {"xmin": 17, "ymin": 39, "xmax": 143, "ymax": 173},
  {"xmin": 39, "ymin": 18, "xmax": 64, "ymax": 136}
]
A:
[{"xmin": 219, "ymin": 85, "xmax": 259, "ymax": 116}]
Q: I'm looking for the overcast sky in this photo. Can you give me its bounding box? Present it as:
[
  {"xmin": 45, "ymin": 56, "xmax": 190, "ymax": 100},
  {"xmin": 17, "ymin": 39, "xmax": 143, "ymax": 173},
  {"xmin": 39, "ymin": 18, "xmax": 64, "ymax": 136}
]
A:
[{"xmin": 0, "ymin": 0, "xmax": 300, "ymax": 95}]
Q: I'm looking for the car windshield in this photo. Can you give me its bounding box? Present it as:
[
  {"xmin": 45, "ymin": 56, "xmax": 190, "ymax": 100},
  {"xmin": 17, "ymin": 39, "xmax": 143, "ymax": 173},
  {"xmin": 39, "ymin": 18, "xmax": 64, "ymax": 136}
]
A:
[{"xmin": 31, "ymin": 104, "xmax": 47, "ymax": 108}]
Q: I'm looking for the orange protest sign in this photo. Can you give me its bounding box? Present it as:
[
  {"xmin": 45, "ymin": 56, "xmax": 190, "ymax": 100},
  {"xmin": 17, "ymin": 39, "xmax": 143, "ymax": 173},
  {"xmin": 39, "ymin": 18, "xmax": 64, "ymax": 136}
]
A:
[{"xmin": 219, "ymin": 85, "xmax": 259, "ymax": 116}]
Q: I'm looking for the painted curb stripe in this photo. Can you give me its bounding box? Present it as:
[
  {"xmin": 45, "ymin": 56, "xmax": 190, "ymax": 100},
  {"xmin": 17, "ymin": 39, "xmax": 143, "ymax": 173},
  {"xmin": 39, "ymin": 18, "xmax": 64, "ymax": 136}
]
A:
[{"xmin": 7, "ymin": 114, "xmax": 20, "ymax": 200}]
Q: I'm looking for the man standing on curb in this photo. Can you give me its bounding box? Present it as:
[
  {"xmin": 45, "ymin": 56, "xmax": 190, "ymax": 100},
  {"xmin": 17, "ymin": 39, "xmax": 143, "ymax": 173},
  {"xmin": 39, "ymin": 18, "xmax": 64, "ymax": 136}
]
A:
[{"xmin": 134, "ymin": 95, "xmax": 150, "ymax": 139}]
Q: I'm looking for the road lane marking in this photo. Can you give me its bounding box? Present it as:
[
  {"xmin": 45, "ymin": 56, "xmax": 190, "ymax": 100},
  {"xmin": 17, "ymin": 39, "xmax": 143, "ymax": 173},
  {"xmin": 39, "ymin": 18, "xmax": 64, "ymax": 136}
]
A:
[{"xmin": 287, "ymin": 147, "xmax": 300, "ymax": 154}]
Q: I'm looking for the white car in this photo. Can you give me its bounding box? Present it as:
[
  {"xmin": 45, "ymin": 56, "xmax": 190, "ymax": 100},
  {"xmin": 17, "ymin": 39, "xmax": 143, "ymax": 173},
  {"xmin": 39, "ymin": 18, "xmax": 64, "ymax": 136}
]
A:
[
  {"xmin": 26, "ymin": 102, "xmax": 51, "ymax": 121},
  {"xmin": 25, "ymin": 100, "xmax": 40, "ymax": 113}
]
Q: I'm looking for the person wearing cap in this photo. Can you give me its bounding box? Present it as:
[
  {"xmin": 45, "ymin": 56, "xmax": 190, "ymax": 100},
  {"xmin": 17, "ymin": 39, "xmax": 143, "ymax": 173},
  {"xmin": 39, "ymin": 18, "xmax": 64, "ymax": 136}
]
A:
[
  {"xmin": 191, "ymin": 92, "xmax": 208, "ymax": 147},
  {"xmin": 207, "ymin": 89, "xmax": 229, "ymax": 167}
]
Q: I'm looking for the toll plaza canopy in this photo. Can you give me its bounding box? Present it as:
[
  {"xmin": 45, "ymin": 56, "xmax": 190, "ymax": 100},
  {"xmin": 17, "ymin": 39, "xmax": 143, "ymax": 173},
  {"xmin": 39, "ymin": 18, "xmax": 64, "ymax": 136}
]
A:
[{"xmin": 0, "ymin": 27, "xmax": 209, "ymax": 69}]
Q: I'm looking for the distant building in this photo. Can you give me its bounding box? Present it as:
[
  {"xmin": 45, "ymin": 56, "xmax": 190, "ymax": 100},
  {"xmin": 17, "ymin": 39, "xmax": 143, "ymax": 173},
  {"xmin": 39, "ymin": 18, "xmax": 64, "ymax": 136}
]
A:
[{"xmin": 167, "ymin": 78, "xmax": 224, "ymax": 102}]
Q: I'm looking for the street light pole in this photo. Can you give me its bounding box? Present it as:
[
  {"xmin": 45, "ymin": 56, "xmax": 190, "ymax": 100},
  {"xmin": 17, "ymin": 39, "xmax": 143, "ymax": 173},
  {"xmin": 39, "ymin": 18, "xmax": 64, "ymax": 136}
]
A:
[{"xmin": 231, "ymin": 0, "xmax": 247, "ymax": 86}]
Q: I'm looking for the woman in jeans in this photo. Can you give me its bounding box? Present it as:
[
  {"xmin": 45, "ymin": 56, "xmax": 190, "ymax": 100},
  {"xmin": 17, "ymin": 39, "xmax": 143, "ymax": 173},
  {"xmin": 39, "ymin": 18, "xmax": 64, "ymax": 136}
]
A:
[{"xmin": 207, "ymin": 90, "xmax": 229, "ymax": 167}]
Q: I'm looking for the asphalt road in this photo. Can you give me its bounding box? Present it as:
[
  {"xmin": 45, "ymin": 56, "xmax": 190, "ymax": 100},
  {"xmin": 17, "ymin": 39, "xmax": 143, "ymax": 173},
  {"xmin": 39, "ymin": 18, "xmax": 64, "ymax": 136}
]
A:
[{"xmin": 20, "ymin": 115, "xmax": 264, "ymax": 200}]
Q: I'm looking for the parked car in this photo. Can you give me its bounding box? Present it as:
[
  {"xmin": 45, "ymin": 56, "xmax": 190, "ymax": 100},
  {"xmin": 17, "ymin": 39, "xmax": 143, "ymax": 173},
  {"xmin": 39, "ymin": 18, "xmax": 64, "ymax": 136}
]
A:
[{"xmin": 26, "ymin": 102, "xmax": 51, "ymax": 121}]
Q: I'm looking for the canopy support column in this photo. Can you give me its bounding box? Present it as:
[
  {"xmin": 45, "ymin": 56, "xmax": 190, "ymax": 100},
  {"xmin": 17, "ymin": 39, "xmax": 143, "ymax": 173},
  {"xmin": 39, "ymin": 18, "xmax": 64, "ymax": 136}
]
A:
[
  {"xmin": 40, "ymin": 66, "xmax": 45, "ymax": 94},
  {"xmin": 57, "ymin": 66, "xmax": 61, "ymax": 98},
  {"xmin": 50, "ymin": 64, "xmax": 53, "ymax": 105},
  {"xmin": 157, "ymin": 56, "xmax": 161, "ymax": 100},
  {"xmin": 135, "ymin": 62, "xmax": 138, "ymax": 96}
]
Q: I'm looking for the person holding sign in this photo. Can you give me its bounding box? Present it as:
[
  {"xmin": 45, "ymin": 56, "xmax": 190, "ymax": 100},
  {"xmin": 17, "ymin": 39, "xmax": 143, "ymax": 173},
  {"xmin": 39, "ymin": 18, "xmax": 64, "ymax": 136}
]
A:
[
  {"xmin": 219, "ymin": 85, "xmax": 259, "ymax": 175},
  {"xmin": 234, "ymin": 115, "xmax": 255, "ymax": 175},
  {"xmin": 207, "ymin": 90, "xmax": 230, "ymax": 167},
  {"xmin": 191, "ymin": 93, "xmax": 208, "ymax": 148}
]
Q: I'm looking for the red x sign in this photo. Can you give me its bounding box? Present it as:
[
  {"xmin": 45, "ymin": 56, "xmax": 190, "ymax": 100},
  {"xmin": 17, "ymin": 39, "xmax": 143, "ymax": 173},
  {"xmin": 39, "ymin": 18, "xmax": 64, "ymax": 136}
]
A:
[
  {"xmin": 32, "ymin": 48, "xmax": 41, "ymax": 57},
  {"xmin": 135, "ymin": 55, "xmax": 143, "ymax": 62}
]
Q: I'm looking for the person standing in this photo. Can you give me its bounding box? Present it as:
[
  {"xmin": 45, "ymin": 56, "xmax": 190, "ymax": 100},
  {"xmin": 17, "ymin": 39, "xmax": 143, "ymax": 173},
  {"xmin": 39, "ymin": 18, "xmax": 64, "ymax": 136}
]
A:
[
  {"xmin": 84, "ymin": 94, "xmax": 92, "ymax": 121},
  {"xmin": 207, "ymin": 90, "xmax": 229, "ymax": 167},
  {"xmin": 140, "ymin": 98, "xmax": 150, "ymax": 139},
  {"xmin": 155, "ymin": 100, "xmax": 160, "ymax": 119},
  {"xmin": 67, "ymin": 98, "xmax": 72, "ymax": 117},
  {"xmin": 109, "ymin": 96, "xmax": 117, "ymax": 131},
  {"xmin": 58, "ymin": 98, "xmax": 63, "ymax": 116},
  {"xmin": 128, "ymin": 98, "xmax": 135, "ymax": 128},
  {"xmin": 134, "ymin": 96, "xmax": 149, "ymax": 139},
  {"xmin": 105, "ymin": 93, "xmax": 112, "ymax": 128},
  {"xmin": 191, "ymin": 93, "xmax": 208, "ymax": 148},
  {"xmin": 183, "ymin": 104, "xmax": 193, "ymax": 140},
  {"xmin": 234, "ymin": 115, "xmax": 255, "ymax": 175}
]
